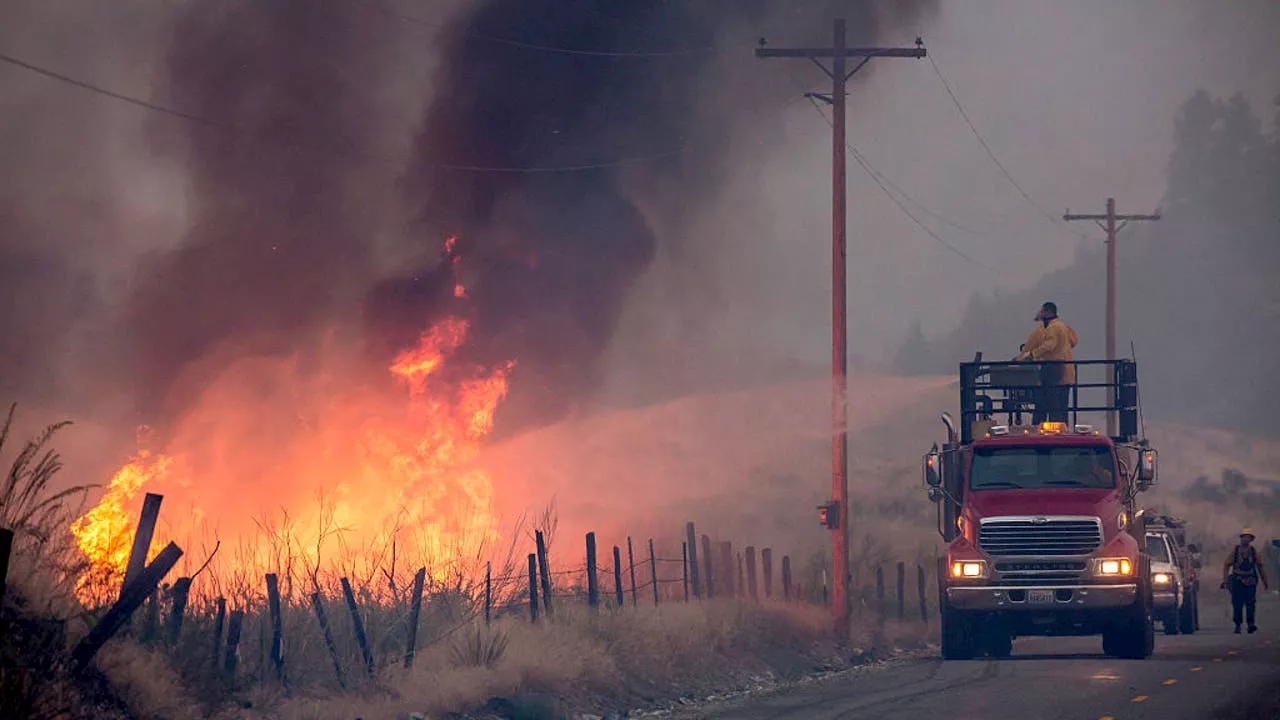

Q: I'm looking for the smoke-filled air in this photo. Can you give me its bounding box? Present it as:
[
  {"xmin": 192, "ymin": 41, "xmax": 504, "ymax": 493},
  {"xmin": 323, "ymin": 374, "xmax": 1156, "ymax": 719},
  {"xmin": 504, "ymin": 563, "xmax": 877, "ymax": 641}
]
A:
[{"xmin": 1, "ymin": 0, "xmax": 1279, "ymax": 717}]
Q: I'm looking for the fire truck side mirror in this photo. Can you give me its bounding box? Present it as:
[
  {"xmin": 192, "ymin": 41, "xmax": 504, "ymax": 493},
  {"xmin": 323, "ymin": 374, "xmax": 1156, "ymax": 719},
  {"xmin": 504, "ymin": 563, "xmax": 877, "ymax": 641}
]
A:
[
  {"xmin": 927, "ymin": 487, "xmax": 944, "ymax": 503},
  {"xmin": 1137, "ymin": 449, "xmax": 1157, "ymax": 487},
  {"xmin": 923, "ymin": 451, "xmax": 942, "ymax": 488},
  {"xmin": 817, "ymin": 502, "xmax": 840, "ymax": 530}
]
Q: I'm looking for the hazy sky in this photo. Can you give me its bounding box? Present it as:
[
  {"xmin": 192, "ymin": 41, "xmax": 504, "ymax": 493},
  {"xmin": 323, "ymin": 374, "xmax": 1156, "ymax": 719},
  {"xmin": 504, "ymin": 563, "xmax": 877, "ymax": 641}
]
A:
[{"xmin": 609, "ymin": 0, "xmax": 1280, "ymax": 383}]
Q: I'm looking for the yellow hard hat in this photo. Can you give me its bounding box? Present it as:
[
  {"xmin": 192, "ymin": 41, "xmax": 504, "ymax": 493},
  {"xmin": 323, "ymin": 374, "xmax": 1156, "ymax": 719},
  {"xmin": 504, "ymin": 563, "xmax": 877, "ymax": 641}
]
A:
[{"xmin": 1241, "ymin": 528, "xmax": 1256, "ymax": 538}]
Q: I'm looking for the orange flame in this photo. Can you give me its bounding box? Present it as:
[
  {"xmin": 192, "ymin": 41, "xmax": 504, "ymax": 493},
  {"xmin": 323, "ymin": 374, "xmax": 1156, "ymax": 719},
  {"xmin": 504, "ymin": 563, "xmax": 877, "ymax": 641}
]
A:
[{"xmin": 71, "ymin": 237, "xmax": 513, "ymax": 602}]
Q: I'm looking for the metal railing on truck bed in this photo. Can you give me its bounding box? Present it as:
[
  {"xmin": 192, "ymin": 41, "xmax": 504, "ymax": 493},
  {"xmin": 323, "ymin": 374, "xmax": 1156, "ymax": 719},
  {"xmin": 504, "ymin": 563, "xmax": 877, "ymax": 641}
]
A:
[{"xmin": 958, "ymin": 358, "xmax": 1139, "ymax": 444}]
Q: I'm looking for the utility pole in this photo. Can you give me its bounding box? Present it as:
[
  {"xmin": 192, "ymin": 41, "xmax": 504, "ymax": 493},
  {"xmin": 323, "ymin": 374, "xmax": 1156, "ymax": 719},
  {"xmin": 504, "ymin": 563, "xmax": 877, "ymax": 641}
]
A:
[
  {"xmin": 1064, "ymin": 198, "xmax": 1160, "ymax": 436},
  {"xmin": 756, "ymin": 19, "xmax": 925, "ymax": 642}
]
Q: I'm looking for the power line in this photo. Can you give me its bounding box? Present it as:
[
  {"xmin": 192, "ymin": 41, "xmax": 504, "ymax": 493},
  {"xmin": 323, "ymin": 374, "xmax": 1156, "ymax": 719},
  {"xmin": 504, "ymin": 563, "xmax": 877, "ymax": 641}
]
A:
[
  {"xmin": 926, "ymin": 53, "xmax": 1090, "ymax": 240},
  {"xmin": 353, "ymin": 1, "xmax": 718, "ymax": 58},
  {"xmin": 801, "ymin": 95, "xmax": 998, "ymax": 273},
  {"xmin": 0, "ymin": 50, "xmax": 690, "ymax": 174}
]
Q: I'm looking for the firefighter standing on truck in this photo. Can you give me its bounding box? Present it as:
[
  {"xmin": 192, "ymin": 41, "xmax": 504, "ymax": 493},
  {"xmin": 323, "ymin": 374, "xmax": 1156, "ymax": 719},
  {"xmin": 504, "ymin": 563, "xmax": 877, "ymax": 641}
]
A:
[
  {"xmin": 1015, "ymin": 302, "xmax": 1079, "ymax": 423},
  {"xmin": 1222, "ymin": 528, "xmax": 1270, "ymax": 634}
]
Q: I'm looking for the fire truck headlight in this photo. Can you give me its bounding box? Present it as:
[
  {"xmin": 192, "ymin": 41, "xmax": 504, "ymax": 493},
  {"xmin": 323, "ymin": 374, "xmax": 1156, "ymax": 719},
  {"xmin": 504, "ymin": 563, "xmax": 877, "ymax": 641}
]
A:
[
  {"xmin": 1153, "ymin": 572, "xmax": 1172, "ymax": 585},
  {"xmin": 1095, "ymin": 558, "xmax": 1134, "ymax": 576},
  {"xmin": 951, "ymin": 560, "xmax": 987, "ymax": 579}
]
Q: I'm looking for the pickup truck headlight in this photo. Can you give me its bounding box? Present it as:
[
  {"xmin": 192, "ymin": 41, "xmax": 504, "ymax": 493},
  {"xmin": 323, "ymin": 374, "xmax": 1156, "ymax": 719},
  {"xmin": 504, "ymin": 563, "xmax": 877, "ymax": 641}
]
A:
[
  {"xmin": 1094, "ymin": 558, "xmax": 1133, "ymax": 576},
  {"xmin": 1152, "ymin": 572, "xmax": 1172, "ymax": 585},
  {"xmin": 950, "ymin": 560, "xmax": 988, "ymax": 579}
]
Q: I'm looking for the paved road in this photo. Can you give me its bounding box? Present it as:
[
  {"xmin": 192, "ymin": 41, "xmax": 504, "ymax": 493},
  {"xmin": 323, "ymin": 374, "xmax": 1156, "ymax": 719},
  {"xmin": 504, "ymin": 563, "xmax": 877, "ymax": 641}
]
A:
[{"xmin": 693, "ymin": 592, "xmax": 1280, "ymax": 720}]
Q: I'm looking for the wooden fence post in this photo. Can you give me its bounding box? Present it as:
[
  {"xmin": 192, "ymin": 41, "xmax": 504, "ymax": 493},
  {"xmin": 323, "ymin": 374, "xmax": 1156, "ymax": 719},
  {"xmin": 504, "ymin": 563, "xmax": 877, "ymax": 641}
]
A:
[
  {"xmin": 627, "ymin": 537, "xmax": 638, "ymax": 607},
  {"xmin": 266, "ymin": 574, "xmax": 286, "ymax": 682},
  {"xmin": 736, "ymin": 552, "xmax": 744, "ymax": 599},
  {"xmin": 310, "ymin": 592, "xmax": 347, "ymax": 688},
  {"xmin": 762, "ymin": 548, "xmax": 773, "ymax": 599},
  {"xmin": 719, "ymin": 541, "xmax": 734, "ymax": 597},
  {"xmin": 527, "ymin": 553, "xmax": 539, "ymax": 623},
  {"xmin": 612, "ymin": 546, "xmax": 624, "ymax": 608},
  {"xmin": 211, "ymin": 597, "xmax": 226, "ymax": 671},
  {"xmin": 0, "ymin": 527, "xmax": 12, "ymax": 607},
  {"xmin": 224, "ymin": 609, "xmax": 244, "ymax": 680},
  {"xmin": 166, "ymin": 577, "xmax": 192, "ymax": 648},
  {"xmin": 896, "ymin": 561, "xmax": 906, "ymax": 621},
  {"xmin": 684, "ymin": 522, "xmax": 700, "ymax": 599},
  {"xmin": 917, "ymin": 564, "xmax": 928, "ymax": 624},
  {"xmin": 122, "ymin": 493, "xmax": 163, "ymax": 598},
  {"xmin": 340, "ymin": 578, "xmax": 373, "ymax": 679},
  {"xmin": 485, "ymin": 562, "xmax": 492, "ymax": 625},
  {"xmin": 586, "ymin": 532, "xmax": 599, "ymax": 608},
  {"xmin": 701, "ymin": 535, "xmax": 715, "ymax": 598},
  {"xmin": 681, "ymin": 541, "xmax": 690, "ymax": 601},
  {"xmin": 745, "ymin": 546, "xmax": 758, "ymax": 602},
  {"xmin": 648, "ymin": 539, "xmax": 660, "ymax": 606},
  {"xmin": 536, "ymin": 530, "xmax": 553, "ymax": 616},
  {"xmin": 71, "ymin": 542, "xmax": 183, "ymax": 673},
  {"xmin": 781, "ymin": 555, "xmax": 792, "ymax": 602},
  {"xmin": 404, "ymin": 567, "xmax": 426, "ymax": 668},
  {"xmin": 875, "ymin": 565, "xmax": 885, "ymax": 622},
  {"xmin": 822, "ymin": 570, "xmax": 829, "ymax": 607}
]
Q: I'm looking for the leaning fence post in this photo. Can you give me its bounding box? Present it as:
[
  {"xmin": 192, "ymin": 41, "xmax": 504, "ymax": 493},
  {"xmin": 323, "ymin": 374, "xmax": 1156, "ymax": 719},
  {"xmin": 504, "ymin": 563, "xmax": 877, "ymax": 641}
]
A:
[
  {"xmin": 0, "ymin": 527, "xmax": 12, "ymax": 607},
  {"xmin": 701, "ymin": 535, "xmax": 716, "ymax": 598},
  {"xmin": 266, "ymin": 574, "xmax": 286, "ymax": 682},
  {"xmin": 781, "ymin": 555, "xmax": 792, "ymax": 602},
  {"xmin": 404, "ymin": 567, "xmax": 426, "ymax": 669},
  {"xmin": 340, "ymin": 577, "xmax": 373, "ymax": 679},
  {"xmin": 627, "ymin": 537, "xmax": 638, "ymax": 607},
  {"xmin": 648, "ymin": 539, "xmax": 660, "ymax": 606},
  {"xmin": 122, "ymin": 493, "xmax": 164, "ymax": 599},
  {"xmin": 527, "ymin": 553, "xmax": 539, "ymax": 623},
  {"xmin": 684, "ymin": 522, "xmax": 701, "ymax": 598},
  {"xmin": 586, "ymin": 532, "xmax": 599, "ymax": 608},
  {"xmin": 485, "ymin": 562, "xmax": 492, "ymax": 626},
  {"xmin": 310, "ymin": 592, "xmax": 347, "ymax": 689},
  {"xmin": 681, "ymin": 541, "xmax": 690, "ymax": 601},
  {"xmin": 224, "ymin": 608, "xmax": 244, "ymax": 680},
  {"xmin": 612, "ymin": 546, "xmax": 624, "ymax": 608},
  {"xmin": 762, "ymin": 548, "xmax": 774, "ymax": 599},
  {"xmin": 536, "ymin": 530, "xmax": 553, "ymax": 616},
  {"xmin": 917, "ymin": 563, "xmax": 928, "ymax": 624},
  {"xmin": 211, "ymin": 597, "xmax": 227, "ymax": 670},
  {"xmin": 896, "ymin": 561, "xmax": 906, "ymax": 621},
  {"xmin": 71, "ymin": 542, "xmax": 183, "ymax": 673},
  {"xmin": 745, "ymin": 546, "xmax": 758, "ymax": 602},
  {"xmin": 736, "ymin": 551, "xmax": 745, "ymax": 599},
  {"xmin": 166, "ymin": 577, "xmax": 193, "ymax": 648}
]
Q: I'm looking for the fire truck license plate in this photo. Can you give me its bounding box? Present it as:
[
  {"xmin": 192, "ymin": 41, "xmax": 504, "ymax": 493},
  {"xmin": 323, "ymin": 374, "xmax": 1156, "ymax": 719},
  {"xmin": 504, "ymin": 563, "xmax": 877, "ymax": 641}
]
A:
[{"xmin": 1028, "ymin": 590, "xmax": 1054, "ymax": 604}]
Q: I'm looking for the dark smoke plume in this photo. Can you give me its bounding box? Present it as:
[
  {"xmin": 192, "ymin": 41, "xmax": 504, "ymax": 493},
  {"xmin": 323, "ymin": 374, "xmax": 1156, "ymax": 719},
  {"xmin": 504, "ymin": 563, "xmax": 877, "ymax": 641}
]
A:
[
  {"xmin": 125, "ymin": 0, "xmax": 396, "ymax": 424},
  {"xmin": 370, "ymin": 0, "xmax": 937, "ymax": 433}
]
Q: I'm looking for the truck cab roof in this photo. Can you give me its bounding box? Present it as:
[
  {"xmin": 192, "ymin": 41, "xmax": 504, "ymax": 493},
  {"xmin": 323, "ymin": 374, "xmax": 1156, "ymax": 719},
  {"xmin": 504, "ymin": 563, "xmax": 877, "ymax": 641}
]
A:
[{"xmin": 971, "ymin": 422, "xmax": 1116, "ymax": 449}]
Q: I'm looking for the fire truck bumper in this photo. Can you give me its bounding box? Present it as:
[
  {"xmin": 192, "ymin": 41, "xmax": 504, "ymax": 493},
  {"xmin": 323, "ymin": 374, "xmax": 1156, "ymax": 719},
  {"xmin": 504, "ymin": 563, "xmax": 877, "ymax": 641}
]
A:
[{"xmin": 946, "ymin": 584, "xmax": 1137, "ymax": 611}]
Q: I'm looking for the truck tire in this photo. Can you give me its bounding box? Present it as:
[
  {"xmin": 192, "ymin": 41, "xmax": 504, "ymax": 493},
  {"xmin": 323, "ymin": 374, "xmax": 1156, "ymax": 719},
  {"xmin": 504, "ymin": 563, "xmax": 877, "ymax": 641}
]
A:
[
  {"xmin": 984, "ymin": 630, "xmax": 1013, "ymax": 659},
  {"xmin": 1104, "ymin": 575, "xmax": 1155, "ymax": 659},
  {"xmin": 940, "ymin": 605, "xmax": 977, "ymax": 660},
  {"xmin": 1179, "ymin": 591, "xmax": 1197, "ymax": 635}
]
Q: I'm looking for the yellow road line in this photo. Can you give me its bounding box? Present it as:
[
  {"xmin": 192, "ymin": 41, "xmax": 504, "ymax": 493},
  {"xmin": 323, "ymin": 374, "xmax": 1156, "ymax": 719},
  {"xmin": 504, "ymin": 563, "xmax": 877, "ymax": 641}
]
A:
[
  {"xmin": 1131, "ymin": 695, "xmax": 1148, "ymax": 703},
  {"xmin": 1162, "ymin": 678, "xmax": 1178, "ymax": 686},
  {"xmin": 1212, "ymin": 657, "xmax": 1224, "ymax": 662},
  {"xmin": 1100, "ymin": 716, "xmax": 1116, "ymax": 720},
  {"xmin": 1190, "ymin": 666, "xmax": 1203, "ymax": 672}
]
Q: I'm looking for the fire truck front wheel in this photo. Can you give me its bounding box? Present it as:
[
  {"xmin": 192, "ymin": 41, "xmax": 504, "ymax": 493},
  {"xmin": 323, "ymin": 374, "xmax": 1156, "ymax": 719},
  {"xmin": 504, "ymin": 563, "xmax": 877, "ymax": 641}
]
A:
[
  {"xmin": 1103, "ymin": 600, "xmax": 1155, "ymax": 659},
  {"xmin": 940, "ymin": 605, "xmax": 977, "ymax": 660}
]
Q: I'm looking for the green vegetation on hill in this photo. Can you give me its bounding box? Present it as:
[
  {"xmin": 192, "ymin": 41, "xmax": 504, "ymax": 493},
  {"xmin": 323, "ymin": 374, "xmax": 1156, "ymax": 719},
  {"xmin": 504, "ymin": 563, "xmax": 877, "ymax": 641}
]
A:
[{"xmin": 898, "ymin": 90, "xmax": 1280, "ymax": 437}]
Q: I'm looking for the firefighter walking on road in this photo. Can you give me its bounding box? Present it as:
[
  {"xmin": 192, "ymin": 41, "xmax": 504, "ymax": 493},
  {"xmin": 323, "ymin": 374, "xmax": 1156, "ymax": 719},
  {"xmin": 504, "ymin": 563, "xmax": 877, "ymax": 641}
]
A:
[{"xmin": 1222, "ymin": 528, "xmax": 1270, "ymax": 633}]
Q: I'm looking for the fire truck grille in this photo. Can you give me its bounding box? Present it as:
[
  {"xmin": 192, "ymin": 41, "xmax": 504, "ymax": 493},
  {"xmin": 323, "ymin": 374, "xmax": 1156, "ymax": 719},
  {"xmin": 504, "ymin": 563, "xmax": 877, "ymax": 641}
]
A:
[
  {"xmin": 979, "ymin": 518, "xmax": 1102, "ymax": 557},
  {"xmin": 993, "ymin": 561, "xmax": 1089, "ymax": 584}
]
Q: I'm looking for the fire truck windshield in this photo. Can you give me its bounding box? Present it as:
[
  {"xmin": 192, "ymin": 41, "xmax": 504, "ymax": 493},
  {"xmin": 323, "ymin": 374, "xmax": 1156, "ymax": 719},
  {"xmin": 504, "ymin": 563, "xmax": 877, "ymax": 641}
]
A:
[{"xmin": 969, "ymin": 445, "xmax": 1116, "ymax": 490}]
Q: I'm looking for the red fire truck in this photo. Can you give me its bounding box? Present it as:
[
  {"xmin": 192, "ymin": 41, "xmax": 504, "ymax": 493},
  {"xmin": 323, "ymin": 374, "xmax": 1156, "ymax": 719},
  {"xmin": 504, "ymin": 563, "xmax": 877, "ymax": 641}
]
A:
[{"xmin": 923, "ymin": 357, "xmax": 1159, "ymax": 659}]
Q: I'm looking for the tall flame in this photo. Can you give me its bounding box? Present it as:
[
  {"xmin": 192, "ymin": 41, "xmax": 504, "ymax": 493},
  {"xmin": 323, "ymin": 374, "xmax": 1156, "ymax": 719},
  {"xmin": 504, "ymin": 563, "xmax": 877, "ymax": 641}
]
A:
[{"xmin": 71, "ymin": 238, "xmax": 511, "ymax": 602}]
